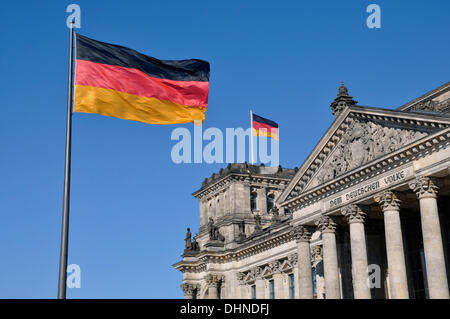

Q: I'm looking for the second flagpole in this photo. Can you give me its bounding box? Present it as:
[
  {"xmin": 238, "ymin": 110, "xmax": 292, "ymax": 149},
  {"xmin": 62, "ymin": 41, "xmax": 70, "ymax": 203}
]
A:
[
  {"xmin": 250, "ymin": 109, "xmax": 254, "ymax": 164},
  {"xmin": 58, "ymin": 20, "xmax": 75, "ymax": 299}
]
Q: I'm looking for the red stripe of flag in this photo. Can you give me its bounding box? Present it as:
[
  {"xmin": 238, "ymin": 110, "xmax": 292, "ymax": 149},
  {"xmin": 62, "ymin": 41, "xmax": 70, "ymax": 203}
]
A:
[
  {"xmin": 253, "ymin": 121, "xmax": 279, "ymax": 133},
  {"xmin": 75, "ymin": 60, "xmax": 209, "ymax": 108}
]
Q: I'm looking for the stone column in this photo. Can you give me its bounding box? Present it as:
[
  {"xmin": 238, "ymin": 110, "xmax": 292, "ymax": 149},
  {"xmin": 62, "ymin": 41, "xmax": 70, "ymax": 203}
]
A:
[
  {"xmin": 341, "ymin": 204, "xmax": 371, "ymax": 299},
  {"xmin": 181, "ymin": 283, "xmax": 195, "ymax": 299},
  {"xmin": 236, "ymin": 273, "xmax": 248, "ymax": 299},
  {"xmin": 374, "ymin": 190, "xmax": 409, "ymax": 299},
  {"xmin": 206, "ymin": 274, "xmax": 221, "ymax": 299},
  {"xmin": 316, "ymin": 215, "xmax": 341, "ymax": 299},
  {"xmin": 270, "ymin": 261, "xmax": 285, "ymax": 299},
  {"xmin": 291, "ymin": 225, "xmax": 314, "ymax": 299},
  {"xmin": 409, "ymin": 176, "xmax": 449, "ymax": 299}
]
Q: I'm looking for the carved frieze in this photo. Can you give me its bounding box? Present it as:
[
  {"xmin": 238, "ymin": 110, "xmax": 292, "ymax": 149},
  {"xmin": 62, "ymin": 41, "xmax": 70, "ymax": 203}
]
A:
[{"xmin": 315, "ymin": 119, "xmax": 427, "ymax": 185}]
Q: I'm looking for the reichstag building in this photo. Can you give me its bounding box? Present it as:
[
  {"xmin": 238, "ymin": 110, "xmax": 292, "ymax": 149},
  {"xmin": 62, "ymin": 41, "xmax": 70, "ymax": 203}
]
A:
[{"xmin": 174, "ymin": 82, "xmax": 450, "ymax": 299}]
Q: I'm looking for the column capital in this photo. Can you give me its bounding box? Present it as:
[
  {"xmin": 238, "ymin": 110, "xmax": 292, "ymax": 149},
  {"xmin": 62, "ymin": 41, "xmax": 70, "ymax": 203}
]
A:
[
  {"xmin": 315, "ymin": 215, "xmax": 337, "ymax": 233},
  {"xmin": 374, "ymin": 190, "xmax": 402, "ymax": 211},
  {"xmin": 341, "ymin": 204, "xmax": 366, "ymax": 224},
  {"xmin": 181, "ymin": 283, "xmax": 198, "ymax": 298},
  {"xmin": 205, "ymin": 274, "xmax": 224, "ymax": 287},
  {"xmin": 409, "ymin": 176, "xmax": 439, "ymax": 199},
  {"xmin": 291, "ymin": 225, "xmax": 314, "ymax": 242}
]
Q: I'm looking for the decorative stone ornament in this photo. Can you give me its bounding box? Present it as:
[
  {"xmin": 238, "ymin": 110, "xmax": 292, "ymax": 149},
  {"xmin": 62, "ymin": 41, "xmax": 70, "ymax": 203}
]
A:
[
  {"xmin": 374, "ymin": 190, "xmax": 402, "ymax": 211},
  {"xmin": 269, "ymin": 260, "xmax": 282, "ymax": 274},
  {"xmin": 341, "ymin": 204, "xmax": 366, "ymax": 224},
  {"xmin": 409, "ymin": 176, "xmax": 439, "ymax": 199},
  {"xmin": 330, "ymin": 82, "xmax": 358, "ymax": 117}
]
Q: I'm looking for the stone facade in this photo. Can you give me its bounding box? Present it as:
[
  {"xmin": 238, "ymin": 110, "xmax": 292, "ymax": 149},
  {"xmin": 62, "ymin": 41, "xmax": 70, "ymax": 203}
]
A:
[{"xmin": 174, "ymin": 82, "xmax": 450, "ymax": 299}]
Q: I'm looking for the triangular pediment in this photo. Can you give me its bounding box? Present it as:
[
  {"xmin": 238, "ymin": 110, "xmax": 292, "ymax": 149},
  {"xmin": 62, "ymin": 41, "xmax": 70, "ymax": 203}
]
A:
[{"xmin": 279, "ymin": 106, "xmax": 450, "ymax": 204}]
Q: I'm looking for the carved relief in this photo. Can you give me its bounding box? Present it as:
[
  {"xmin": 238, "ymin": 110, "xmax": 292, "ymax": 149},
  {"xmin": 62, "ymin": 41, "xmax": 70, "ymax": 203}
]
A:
[
  {"xmin": 409, "ymin": 99, "xmax": 448, "ymax": 112},
  {"xmin": 316, "ymin": 119, "xmax": 427, "ymax": 184}
]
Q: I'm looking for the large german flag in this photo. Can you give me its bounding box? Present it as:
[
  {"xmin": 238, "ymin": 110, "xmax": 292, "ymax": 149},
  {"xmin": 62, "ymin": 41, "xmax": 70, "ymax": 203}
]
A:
[{"xmin": 74, "ymin": 34, "xmax": 210, "ymax": 125}]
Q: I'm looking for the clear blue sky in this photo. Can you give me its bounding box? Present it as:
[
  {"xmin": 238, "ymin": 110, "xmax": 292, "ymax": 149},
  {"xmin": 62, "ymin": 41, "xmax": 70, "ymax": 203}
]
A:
[{"xmin": 0, "ymin": 0, "xmax": 448, "ymax": 298}]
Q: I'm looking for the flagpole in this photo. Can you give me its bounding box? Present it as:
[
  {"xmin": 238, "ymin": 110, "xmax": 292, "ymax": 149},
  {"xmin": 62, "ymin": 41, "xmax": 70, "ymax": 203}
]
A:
[
  {"xmin": 250, "ymin": 109, "xmax": 254, "ymax": 164},
  {"xmin": 58, "ymin": 20, "xmax": 75, "ymax": 299}
]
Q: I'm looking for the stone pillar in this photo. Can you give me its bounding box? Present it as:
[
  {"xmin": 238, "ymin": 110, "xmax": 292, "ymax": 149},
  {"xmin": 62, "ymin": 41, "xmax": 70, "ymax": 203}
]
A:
[
  {"xmin": 206, "ymin": 274, "xmax": 221, "ymax": 299},
  {"xmin": 235, "ymin": 183, "xmax": 251, "ymax": 214},
  {"xmin": 291, "ymin": 225, "xmax": 314, "ymax": 299},
  {"xmin": 409, "ymin": 176, "xmax": 449, "ymax": 299},
  {"xmin": 236, "ymin": 273, "xmax": 248, "ymax": 299},
  {"xmin": 374, "ymin": 190, "xmax": 409, "ymax": 299},
  {"xmin": 316, "ymin": 215, "xmax": 341, "ymax": 299},
  {"xmin": 199, "ymin": 200, "xmax": 207, "ymax": 226},
  {"xmin": 341, "ymin": 204, "xmax": 371, "ymax": 299},
  {"xmin": 270, "ymin": 261, "xmax": 285, "ymax": 299},
  {"xmin": 181, "ymin": 283, "xmax": 195, "ymax": 299},
  {"xmin": 257, "ymin": 187, "xmax": 267, "ymax": 214}
]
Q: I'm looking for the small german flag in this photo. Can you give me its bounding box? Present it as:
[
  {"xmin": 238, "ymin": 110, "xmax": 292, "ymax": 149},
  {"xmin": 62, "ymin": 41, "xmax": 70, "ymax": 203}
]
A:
[
  {"xmin": 252, "ymin": 113, "xmax": 279, "ymax": 141},
  {"xmin": 74, "ymin": 34, "xmax": 210, "ymax": 125}
]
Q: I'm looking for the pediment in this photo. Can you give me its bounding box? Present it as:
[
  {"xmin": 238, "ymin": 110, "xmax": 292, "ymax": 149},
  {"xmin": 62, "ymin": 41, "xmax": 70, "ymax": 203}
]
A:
[{"xmin": 279, "ymin": 106, "xmax": 450, "ymax": 204}]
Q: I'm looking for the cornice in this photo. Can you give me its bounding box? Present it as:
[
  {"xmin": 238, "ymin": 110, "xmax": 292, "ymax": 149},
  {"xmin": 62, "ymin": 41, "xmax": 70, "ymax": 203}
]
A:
[
  {"xmin": 173, "ymin": 222, "xmax": 296, "ymax": 273},
  {"xmin": 193, "ymin": 173, "xmax": 292, "ymax": 200}
]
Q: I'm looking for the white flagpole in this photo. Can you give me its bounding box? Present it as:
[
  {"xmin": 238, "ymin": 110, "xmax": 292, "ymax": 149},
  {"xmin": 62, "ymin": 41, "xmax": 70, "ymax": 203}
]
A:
[{"xmin": 250, "ymin": 109, "xmax": 254, "ymax": 164}]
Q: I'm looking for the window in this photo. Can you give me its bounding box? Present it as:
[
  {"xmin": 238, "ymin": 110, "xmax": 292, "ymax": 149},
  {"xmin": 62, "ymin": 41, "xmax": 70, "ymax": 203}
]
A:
[
  {"xmin": 267, "ymin": 194, "xmax": 275, "ymax": 212},
  {"xmin": 251, "ymin": 285, "xmax": 256, "ymax": 299},
  {"xmin": 250, "ymin": 192, "xmax": 257, "ymax": 212},
  {"xmin": 289, "ymin": 274, "xmax": 295, "ymax": 299},
  {"xmin": 312, "ymin": 268, "xmax": 317, "ymax": 295},
  {"xmin": 269, "ymin": 279, "xmax": 275, "ymax": 299}
]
